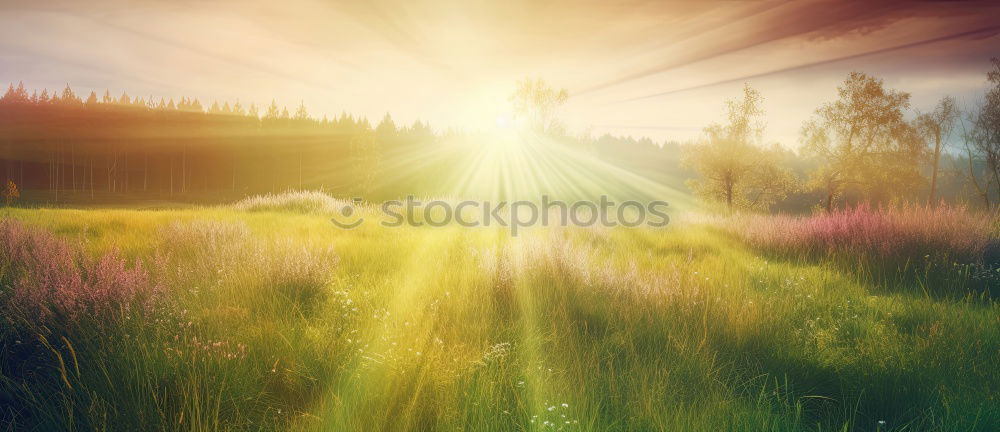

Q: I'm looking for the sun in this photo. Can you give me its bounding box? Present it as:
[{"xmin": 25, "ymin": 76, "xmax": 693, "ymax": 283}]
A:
[{"xmin": 495, "ymin": 114, "xmax": 513, "ymax": 129}]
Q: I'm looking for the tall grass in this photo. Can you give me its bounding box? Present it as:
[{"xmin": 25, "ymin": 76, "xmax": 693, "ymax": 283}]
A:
[
  {"xmin": 723, "ymin": 205, "xmax": 993, "ymax": 261},
  {"xmin": 0, "ymin": 203, "xmax": 997, "ymax": 431},
  {"xmin": 232, "ymin": 190, "xmax": 352, "ymax": 214},
  {"xmin": 0, "ymin": 220, "xmax": 159, "ymax": 328},
  {"xmin": 714, "ymin": 205, "xmax": 999, "ymax": 295}
]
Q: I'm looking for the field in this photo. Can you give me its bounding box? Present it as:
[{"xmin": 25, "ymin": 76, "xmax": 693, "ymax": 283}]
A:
[{"xmin": 1, "ymin": 195, "xmax": 997, "ymax": 431}]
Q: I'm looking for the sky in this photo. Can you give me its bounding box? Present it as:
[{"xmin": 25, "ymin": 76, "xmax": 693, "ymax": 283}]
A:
[{"xmin": 1, "ymin": 0, "xmax": 999, "ymax": 146}]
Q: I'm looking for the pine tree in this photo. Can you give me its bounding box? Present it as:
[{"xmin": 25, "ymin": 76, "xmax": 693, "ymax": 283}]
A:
[
  {"xmin": 294, "ymin": 101, "xmax": 309, "ymax": 121},
  {"xmin": 264, "ymin": 100, "xmax": 280, "ymax": 120},
  {"xmin": 14, "ymin": 82, "xmax": 29, "ymax": 102},
  {"xmin": 1, "ymin": 82, "xmax": 29, "ymax": 104},
  {"xmin": 61, "ymin": 84, "xmax": 80, "ymax": 105},
  {"xmin": 0, "ymin": 83, "xmax": 14, "ymax": 104}
]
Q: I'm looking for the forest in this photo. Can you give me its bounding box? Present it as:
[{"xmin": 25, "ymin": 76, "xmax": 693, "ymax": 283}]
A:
[{"xmin": 2, "ymin": 58, "xmax": 997, "ymax": 212}]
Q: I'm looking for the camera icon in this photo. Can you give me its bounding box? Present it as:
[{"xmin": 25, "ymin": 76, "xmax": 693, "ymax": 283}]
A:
[{"xmin": 330, "ymin": 198, "xmax": 364, "ymax": 229}]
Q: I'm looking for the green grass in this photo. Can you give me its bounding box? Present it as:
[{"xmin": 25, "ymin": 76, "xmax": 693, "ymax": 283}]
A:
[{"xmin": 1, "ymin": 206, "xmax": 997, "ymax": 431}]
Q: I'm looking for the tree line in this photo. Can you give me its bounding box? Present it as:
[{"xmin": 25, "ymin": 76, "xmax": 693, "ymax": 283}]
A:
[
  {"xmin": 1, "ymin": 61, "xmax": 998, "ymax": 211},
  {"xmin": 0, "ymin": 78, "xmax": 680, "ymax": 205},
  {"xmin": 0, "ymin": 84, "xmax": 438, "ymax": 202},
  {"xmin": 683, "ymin": 58, "xmax": 1000, "ymax": 212}
]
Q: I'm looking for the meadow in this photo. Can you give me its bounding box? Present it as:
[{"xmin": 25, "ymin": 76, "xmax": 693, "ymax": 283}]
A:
[{"xmin": 1, "ymin": 192, "xmax": 998, "ymax": 431}]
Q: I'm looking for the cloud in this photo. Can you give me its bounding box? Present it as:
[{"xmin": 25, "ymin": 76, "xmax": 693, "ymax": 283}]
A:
[
  {"xmin": 572, "ymin": 0, "xmax": 1000, "ymax": 96},
  {"xmin": 619, "ymin": 24, "xmax": 1000, "ymax": 103}
]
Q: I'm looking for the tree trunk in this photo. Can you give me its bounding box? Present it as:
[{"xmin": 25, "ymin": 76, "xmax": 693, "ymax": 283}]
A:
[
  {"xmin": 71, "ymin": 144, "xmax": 76, "ymax": 192},
  {"xmin": 181, "ymin": 145, "xmax": 187, "ymax": 194},
  {"xmin": 928, "ymin": 133, "xmax": 942, "ymax": 205}
]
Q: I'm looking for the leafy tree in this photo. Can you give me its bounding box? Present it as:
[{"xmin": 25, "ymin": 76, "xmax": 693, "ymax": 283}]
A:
[
  {"xmin": 684, "ymin": 84, "xmax": 796, "ymax": 212},
  {"xmin": 509, "ymin": 78, "xmax": 568, "ymax": 134},
  {"xmin": 3, "ymin": 180, "xmax": 18, "ymax": 207},
  {"xmin": 800, "ymin": 72, "xmax": 921, "ymax": 211}
]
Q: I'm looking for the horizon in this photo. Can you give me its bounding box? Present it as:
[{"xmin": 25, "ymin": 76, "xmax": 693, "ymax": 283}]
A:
[{"xmin": 3, "ymin": 0, "xmax": 1000, "ymax": 146}]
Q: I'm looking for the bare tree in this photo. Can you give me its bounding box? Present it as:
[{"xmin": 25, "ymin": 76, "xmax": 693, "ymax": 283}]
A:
[
  {"xmin": 955, "ymin": 111, "xmax": 993, "ymax": 207},
  {"xmin": 915, "ymin": 96, "xmax": 958, "ymax": 204},
  {"xmin": 953, "ymin": 59, "xmax": 1000, "ymax": 208}
]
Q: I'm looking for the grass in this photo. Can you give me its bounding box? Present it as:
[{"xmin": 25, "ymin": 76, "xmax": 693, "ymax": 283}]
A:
[
  {"xmin": 0, "ymin": 199, "xmax": 997, "ymax": 431},
  {"xmin": 705, "ymin": 205, "xmax": 1000, "ymax": 297}
]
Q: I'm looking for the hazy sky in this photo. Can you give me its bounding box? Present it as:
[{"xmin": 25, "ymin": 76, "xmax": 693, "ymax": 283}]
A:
[{"xmin": 2, "ymin": 0, "xmax": 999, "ymax": 146}]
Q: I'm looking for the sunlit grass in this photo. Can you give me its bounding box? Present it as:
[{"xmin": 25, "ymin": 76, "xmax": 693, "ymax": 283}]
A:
[{"xmin": 1, "ymin": 203, "xmax": 997, "ymax": 431}]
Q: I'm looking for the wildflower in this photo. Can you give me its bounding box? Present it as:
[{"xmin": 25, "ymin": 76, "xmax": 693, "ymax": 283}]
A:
[{"xmin": 0, "ymin": 221, "xmax": 159, "ymax": 327}]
